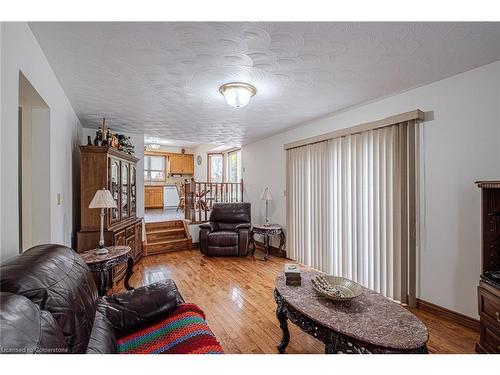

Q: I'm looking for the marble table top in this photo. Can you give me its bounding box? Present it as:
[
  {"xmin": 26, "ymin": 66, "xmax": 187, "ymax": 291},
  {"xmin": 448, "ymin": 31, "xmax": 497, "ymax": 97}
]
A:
[
  {"xmin": 80, "ymin": 245, "xmax": 131, "ymax": 264},
  {"xmin": 275, "ymin": 271, "xmax": 428, "ymax": 350},
  {"xmin": 253, "ymin": 223, "xmax": 283, "ymax": 230}
]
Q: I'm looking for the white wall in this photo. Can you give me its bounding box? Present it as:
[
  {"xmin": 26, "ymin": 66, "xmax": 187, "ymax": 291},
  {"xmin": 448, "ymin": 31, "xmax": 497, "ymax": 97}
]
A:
[
  {"xmin": 193, "ymin": 144, "xmax": 218, "ymax": 181},
  {"xmin": 0, "ymin": 22, "xmax": 82, "ymax": 261},
  {"xmin": 82, "ymin": 128, "xmax": 145, "ymax": 219},
  {"xmin": 242, "ymin": 61, "xmax": 500, "ymax": 318},
  {"xmin": 24, "ymin": 107, "xmax": 51, "ymax": 249}
]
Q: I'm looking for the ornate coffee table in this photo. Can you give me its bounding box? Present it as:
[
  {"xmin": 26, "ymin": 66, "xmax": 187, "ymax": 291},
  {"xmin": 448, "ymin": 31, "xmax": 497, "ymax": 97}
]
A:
[
  {"xmin": 80, "ymin": 246, "xmax": 134, "ymax": 296},
  {"xmin": 274, "ymin": 271, "xmax": 429, "ymax": 354}
]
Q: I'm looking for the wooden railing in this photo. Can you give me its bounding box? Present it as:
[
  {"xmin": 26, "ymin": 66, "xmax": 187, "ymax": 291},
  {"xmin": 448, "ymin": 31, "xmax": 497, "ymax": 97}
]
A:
[{"xmin": 184, "ymin": 179, "xmax": 244, "ymax": 223}]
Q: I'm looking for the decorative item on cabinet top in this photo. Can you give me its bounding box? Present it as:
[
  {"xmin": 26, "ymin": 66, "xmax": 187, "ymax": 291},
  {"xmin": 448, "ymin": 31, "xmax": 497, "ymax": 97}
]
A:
[{"xmin": 92, "ymin": 117, "xmax": 135, "ymax": 155}]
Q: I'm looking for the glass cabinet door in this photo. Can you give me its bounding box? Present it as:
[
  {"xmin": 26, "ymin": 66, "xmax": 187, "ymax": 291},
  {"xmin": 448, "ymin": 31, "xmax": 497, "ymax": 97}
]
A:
[
  {"xmin": 121, "ymin": 163, "xmax": 129, "ymax": 219},
  {"xmin": 109, "ymin": 158, "xmax": 121, "ymax": 223},
  {"xmin": 130, "ymin": 165, "xmax": 137, "ymax": 217}
]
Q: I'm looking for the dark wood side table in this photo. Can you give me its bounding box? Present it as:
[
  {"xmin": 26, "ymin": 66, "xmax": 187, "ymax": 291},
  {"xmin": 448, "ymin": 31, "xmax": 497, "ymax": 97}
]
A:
[
  {"xmin": 249, "ymin": 224, "xmax": 286, "ymax": 261},
  {"xmin": 80, "ymin": 245, "xmax": 135, "ymax": 296}
]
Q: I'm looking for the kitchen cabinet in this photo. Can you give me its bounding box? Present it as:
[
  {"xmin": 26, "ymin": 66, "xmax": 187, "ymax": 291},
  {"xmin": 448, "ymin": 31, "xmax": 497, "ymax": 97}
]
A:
[
  {"xmin": 169, "ymin": 154, "xmax": 194, "ymax": 175},
  {"xmin": 145, "ymin": 186, "xmax": 164, "ymax": 208}
]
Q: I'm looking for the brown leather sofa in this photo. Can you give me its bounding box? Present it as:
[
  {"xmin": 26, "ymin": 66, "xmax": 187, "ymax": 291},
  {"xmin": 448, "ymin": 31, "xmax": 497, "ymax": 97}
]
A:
[
  {"xmin": 0, "ymin": 244, "xmax": 184, "ymax": 353},
  {"xmin": 199, "ymin": 202, "xmax": 252, "ymax": 256}
]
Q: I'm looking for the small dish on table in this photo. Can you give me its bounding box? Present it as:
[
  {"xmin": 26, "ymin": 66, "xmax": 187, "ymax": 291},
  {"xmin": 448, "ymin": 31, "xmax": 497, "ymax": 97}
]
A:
[{"xmin": 311, "ymin": 275, "xmax": 362, "ymax": 301}]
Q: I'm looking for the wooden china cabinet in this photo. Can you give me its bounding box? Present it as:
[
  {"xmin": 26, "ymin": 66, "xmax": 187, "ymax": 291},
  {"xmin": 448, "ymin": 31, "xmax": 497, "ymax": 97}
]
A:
[{"xmin": 77, "ymin": 146, "xmax": 143, "ymax": 285}]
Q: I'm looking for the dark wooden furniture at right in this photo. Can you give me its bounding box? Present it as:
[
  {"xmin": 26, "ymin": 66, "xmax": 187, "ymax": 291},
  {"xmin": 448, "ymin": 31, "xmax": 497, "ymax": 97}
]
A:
[
  {"xmin": 476, "ymin": 180, "xmax": 500, "ymax": 354},
  {"xmin": 80, "ymin": 246, "xmax": 134, "ymax": 296},
  {"xmin": 274, "ymin": 271, "xmax": 429, "ymax": 354},
  {"xmin": 77, "ymin": 146, "xmax": 143, "ymax": 287}
]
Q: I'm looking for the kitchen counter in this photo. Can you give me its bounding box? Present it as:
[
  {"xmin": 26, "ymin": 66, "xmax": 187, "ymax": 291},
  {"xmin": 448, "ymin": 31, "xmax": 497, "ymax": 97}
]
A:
[{"xmin": 145, "ymin": 176, "xmax": 191, "ymax": 187}]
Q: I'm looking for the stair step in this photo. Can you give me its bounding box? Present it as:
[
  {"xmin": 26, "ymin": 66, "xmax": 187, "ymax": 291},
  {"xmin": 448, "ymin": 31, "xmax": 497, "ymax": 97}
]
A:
[
  {"xmin": 147, "ymin": 232, "xmax": 186, "ymax": 242},
  {"xmin": 146, "ymin": 225, "xmax": 187, "ymax": 243},
  {"xmin": 147, "ymin": 228, "xmax": 185, "ymax": 235},
  {"xmin": 146, "ymin": 238, "xmax": 191, "ymax": 255},
  {"xmin": 148, "ymin": 238, "xmax": 187, "ymax": 245},
  {"xmin": 146, "ymin": 223, "xmax": 184, "ymax": 232},
  {"xmin": 144, "ymin": 220, "xmax": 192, "ymax": 256}
]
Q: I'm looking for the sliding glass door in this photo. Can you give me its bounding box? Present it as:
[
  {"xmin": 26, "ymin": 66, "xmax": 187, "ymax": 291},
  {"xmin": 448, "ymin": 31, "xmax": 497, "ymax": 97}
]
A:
[{"xmin": 286, "ymin": 120, "xmax": 419, "ymax": 304}]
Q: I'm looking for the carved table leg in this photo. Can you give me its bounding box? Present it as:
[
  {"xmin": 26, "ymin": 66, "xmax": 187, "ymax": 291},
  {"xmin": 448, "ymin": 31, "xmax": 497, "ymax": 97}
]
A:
[
  {"xmin": 264, "ymin": 234, "xmax": 270, "ymax": 261},
  {"xmin": 98, "ymin": 269, "xmax": 108, "ymax": 297},
  {"xmin": 279, "ymin": 231, "xmax": 286, "ymax": 257},
  {"xmin": 249, "ymin": 230, "xmax": 256, "ymax": 256},
  {"xmin": 276, "ymin": 303, "xmax": 290, "ymax": 353},
  {"xmin": 124, "ymin": 256, "xmax": 134, "ymax": 290}
]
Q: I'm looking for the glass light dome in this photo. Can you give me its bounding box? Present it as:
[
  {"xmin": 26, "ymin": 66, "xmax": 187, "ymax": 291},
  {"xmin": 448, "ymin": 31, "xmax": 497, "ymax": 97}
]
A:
[{"xmin": 219, "ymin": 82, "xmax": 257, "ymax": 108}]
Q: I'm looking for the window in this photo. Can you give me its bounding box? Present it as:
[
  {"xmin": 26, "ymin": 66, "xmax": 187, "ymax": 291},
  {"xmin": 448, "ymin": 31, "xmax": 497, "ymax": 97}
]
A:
[
  {"xmin": 208, "ymin": 154, "xmax": 223, "ymax": 182},
  {"xmin": 144, "ymin": 155, "xmax": 165, "ymax": 182},
  {"xmin": 227, "ymin": 150, "xmax": 241, "ymax": 183}
]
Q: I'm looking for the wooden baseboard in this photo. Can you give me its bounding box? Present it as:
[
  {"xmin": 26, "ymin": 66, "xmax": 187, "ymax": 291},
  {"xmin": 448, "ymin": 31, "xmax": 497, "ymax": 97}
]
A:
[{"xmin": 416, "ymin": 298, "xmax": 480, "ymax": 332}]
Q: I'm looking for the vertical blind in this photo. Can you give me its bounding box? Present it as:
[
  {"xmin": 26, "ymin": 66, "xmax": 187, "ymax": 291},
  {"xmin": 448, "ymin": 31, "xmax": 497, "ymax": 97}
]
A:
[{"xmin": 286, "ymin": 118, "xmax": 419, "ymax": 304}]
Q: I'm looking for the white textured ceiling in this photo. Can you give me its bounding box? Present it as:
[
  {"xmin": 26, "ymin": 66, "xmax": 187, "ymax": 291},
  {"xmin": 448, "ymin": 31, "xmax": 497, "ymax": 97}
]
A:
[
  {"xmin": 30, "ymin": 22, "xmax": 500, "ymax": 145},
  {"xmin": 143, "ymin": 136, "xmax": 201, "ymax": 149}
]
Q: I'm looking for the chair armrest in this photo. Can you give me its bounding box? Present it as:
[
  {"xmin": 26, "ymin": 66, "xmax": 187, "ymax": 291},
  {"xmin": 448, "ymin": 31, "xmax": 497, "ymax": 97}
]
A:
[
  {"xmin": 235, "ymin": 223, "xmax": 252, "ymax": 231},
  {"xmin": 99, "ymin": 280, "xmax": 184, "ymax": 334},
  {"xmin": 199, "ymin": 222, "xmax": 215, "ymax": 232},
  {"xmin": 86, "ymin": 309, "xmax": 117, "ymax": 353}
]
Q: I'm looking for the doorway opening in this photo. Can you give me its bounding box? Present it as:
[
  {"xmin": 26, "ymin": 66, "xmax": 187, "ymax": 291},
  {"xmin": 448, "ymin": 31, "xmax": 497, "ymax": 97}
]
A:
[{"xmin": 18, "ymin": 72, "xmax": 51, "ymax": 252}]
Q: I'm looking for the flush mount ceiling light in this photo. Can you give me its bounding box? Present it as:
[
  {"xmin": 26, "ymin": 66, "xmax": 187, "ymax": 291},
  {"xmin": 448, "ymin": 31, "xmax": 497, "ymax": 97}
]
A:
[
  {"xmin": 148, "ymin": 143, "xmax": 160, "ymax": 151},
  {"xmin": 219, "ymin": 82, "xmax": 257, "ymax": 108},
  {"xmin": 146, "ymin": 138, "xmax": 161, "ymax": 151}
]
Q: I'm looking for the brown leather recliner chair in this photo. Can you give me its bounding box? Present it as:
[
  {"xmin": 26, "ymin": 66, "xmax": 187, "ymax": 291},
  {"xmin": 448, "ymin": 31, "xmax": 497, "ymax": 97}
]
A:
[
  {"xmin": 199, "ymin": 202, "xmax": 251, "ymax": 256},
  {"xmin": 0, "ymin": 244, "xmax": 184, "ymax": 353}
]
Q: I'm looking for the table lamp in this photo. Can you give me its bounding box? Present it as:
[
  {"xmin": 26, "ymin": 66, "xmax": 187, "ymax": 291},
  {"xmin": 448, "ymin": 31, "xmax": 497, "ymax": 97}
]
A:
[
  {"xmin": 89, "ymin": 188, "xmax": 117, "ymax": 255},
  {"xmin": 260, "ymin": 187, "xmax": 273, "ymax": 226}
]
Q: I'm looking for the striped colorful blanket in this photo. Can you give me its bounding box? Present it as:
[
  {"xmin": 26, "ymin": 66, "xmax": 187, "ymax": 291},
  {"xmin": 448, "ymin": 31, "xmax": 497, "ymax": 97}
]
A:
[{"xmin": 117, "ymin": 303, "xmax": 224, "ymax": 354}]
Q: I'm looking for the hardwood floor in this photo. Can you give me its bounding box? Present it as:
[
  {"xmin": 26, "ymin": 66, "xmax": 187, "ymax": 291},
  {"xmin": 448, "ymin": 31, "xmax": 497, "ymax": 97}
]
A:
[{"xmin": 113, "ymin": 249, "xmax": 479, "ymax": 354}]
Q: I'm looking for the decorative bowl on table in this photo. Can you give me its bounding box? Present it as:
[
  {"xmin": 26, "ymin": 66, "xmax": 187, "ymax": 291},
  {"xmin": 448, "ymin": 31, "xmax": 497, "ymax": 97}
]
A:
[{"xmin": 311, "ymin": 275, "xmax": 363, "ymax": 301}]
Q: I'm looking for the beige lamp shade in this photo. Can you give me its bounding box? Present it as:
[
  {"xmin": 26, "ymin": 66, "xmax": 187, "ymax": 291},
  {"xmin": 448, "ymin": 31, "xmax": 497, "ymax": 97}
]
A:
[
  {"xmin": 260, "ymin": 187, "xmax": 273, "ymax": 201},
  {"xmin": 89, "ymin": 188, "xmax": 117, "ymax": 209}
]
